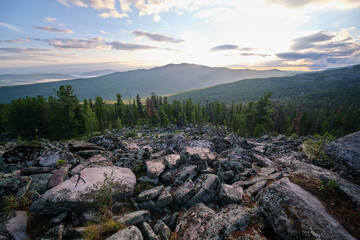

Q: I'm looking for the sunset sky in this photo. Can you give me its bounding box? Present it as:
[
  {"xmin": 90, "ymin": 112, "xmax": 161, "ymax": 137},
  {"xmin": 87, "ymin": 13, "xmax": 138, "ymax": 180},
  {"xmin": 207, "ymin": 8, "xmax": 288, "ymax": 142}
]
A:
[{"xmin": 0, "ymin": 0, "xmax": 360, "ymax": 73}]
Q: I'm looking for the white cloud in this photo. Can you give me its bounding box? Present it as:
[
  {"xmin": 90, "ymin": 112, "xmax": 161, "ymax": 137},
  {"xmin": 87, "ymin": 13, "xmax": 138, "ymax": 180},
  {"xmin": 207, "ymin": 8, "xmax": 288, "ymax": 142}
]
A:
[
  {"xmin": 35, "ymin": 26, "xmax": 74, "ymax": 34},
  {"xmin": 99, "ymin": 10, "xmax": 128, "ymax": 18},
  {"xmin": 57, "ymin": 0, "xmax": 117, "ymax": 10},
  {"xmin": 0, "ymin": 22, "xmax": 23, "ymax": 32},
  {"xmin": 44, "ymin": 16, "xmax": 57, "ymax": 23},
  {"xmin": 153, "ymin": 14, "xmax": 161, "ymax": 22},
  {"xmin": 100, "ymin": 30, "xmax": 108, "ymax": 34}
]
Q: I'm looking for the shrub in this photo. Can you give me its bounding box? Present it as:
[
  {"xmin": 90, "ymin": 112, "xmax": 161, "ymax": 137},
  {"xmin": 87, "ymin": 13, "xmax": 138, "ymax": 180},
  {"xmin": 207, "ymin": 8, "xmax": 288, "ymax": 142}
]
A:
[
  {"xmin": 83, "ymin": 219, "xmax": 125, "ymax": 240},
  {"xmin": 125, "ymin": 132, "xmax": 136, "ymax": 138},
  {"xmin": 57, "ymin": 159, "xmax": 66, "ymax": 166},
  {"xmin": 0, "ymin": 194, "xmax": 32, "ymax": 213}
]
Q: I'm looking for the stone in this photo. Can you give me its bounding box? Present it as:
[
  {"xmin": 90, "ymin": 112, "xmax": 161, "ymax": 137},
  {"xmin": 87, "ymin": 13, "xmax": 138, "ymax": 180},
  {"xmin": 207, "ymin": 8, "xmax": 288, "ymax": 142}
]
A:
[
  {"xmin": 173, "ymin": 165, "xmax": 198, "ymax": 186},
  {"xmin": 180, "ymin": 147, "xmax": 216, "ymax": 170},
  {"xmin": 106, "ymin": 225, "xmax": 143, "ymax": 240},
  {"xmin": 251, "ymin": 153, "xmax": 276, "ymax": 167},
  {"xmin": 114, "ymin": 210, "xmax": 150, "ymax": 225},
  {"xmin": 156, "ymin": 186, "xmax": 172, "ymax": 208},
  {"xmin": 257, "ymin": 178, "xmax": 356, "ymax": 240},
  {"xmin": 80, "ymin": 211, "xmax": 101, "ymax": 225},
  {"xmin": 184, "ymin": 174, "xmax": 220, "ymax": 208},
  {"xmin": 137, "ymin": 185, "xmax": 164, "ymax": 202},
  {"xmin": 21, "ymin": 167, "xmax": 53, "ymax": 175},
  {"xmin": 174, "ymin": 179, "xmax": 196, "ymax": 205},
  {"xmin": 245, "ymin": 180, "xmax": 267, "ymax": 197},
  {"xmin": 68, "ymin": 141, "xmax": 105, "ymax": 152},
  {"xmin": 37, "ymin": 149, "xmax": 79, "ymax": 167},
  {"xmin": 211, "ymin": 136, "xmax": 231, "ymax": 153},
  {"xmin": 164, "ymin": 154, "xmax": 181, "ymax": 169},
  {"xmin": 29, "ymin": 173, "xmax": 52, "ymax": 194},
  {"xmin": 175, "ymin": 203, "xmax": 250, "ymax": 240},
  {"xmin": 139, "ymin": 200, "xmax": 162, "ymax": 213},
  {"xmin": 219, "ymin": 184, "xmax": 243, "ymax": 204},
  {"xmin": 154, "ymin": 221, "xmax": 171, "ymax": 240},
  {"xmin": 5, "ymin": 211, "xmax": 28, "ymax": 240},
  {"xmin": 89, "ymin": 136, "xmax": 128, "ymax": 151},
  {"xmin": 29, "ymin": 166, "xmax": 136, "ymax": 215},
  {"xmin": 48, "ymin": 169, "xmax": 68, "ymax": 189},
  {"xmin": 141, "ymin": 222, "xmax": 160, "ymax": 240},
  {"xmin": 137, "ymin": 176, "xmax": 159, "ymax": 185},
  {"xmin": 48, "ymin": 211, "xmax": 68, "ymax": 228},
  {"xmin": 325, "ymin": 131, "xmax": 360, "ymax": 184},
  {"xmin": 166, "ymin": 132, "xmax": 186, "ymax": 151},
  {"xmin": 146, "ymin": 160, "xmax": 166, "ymax": 179}
]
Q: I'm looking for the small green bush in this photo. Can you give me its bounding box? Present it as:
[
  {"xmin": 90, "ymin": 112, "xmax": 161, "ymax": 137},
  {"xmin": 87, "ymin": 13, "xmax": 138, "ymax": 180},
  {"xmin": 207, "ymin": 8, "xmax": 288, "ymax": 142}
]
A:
[
  {"xmin": 125, "ymin": 132, "xmax": 136, "ymax": 138},
  {"xmin": 83, "ymin": 219, "xmax": 125, "ymax": 240},
  {"xmin": 0, "ymin": 194, "xmax": 32, "ymax": 213},
  {"xmin": 57, "ymin": 159, "xmax": 66, "ymax": 166}
]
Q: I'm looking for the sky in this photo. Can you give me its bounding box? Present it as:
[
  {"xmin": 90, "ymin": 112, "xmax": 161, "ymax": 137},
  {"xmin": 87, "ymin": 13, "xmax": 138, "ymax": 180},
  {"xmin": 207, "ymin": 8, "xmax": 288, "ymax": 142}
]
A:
[{"xmin": 0, "ymin": 0, "xmax": 360, "ymax": 73}]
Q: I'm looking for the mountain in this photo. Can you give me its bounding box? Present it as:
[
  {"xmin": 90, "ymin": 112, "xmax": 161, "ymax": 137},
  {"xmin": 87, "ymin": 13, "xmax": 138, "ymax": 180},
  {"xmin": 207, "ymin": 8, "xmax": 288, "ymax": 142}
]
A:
[
  {"xmin": 0, "ymin": 73, "xmax": 75, "ymax": 86},
  {"xmin": 73, "ymin": 69, "xmax": 116, "ymax": 77},
  {"xmin": 169, "ymin": 64, "xmax": 360, "ymax": 105},
  {"xmin": 0, "ymin": 63, "xmax": 292, "ymax": 103}
]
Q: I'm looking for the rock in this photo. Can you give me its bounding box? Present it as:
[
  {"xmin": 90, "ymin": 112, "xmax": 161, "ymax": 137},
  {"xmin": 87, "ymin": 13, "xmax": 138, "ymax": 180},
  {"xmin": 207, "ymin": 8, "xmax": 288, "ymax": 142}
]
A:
[
  {"xmin": 173, "ymin": 165, "xmax": 198, "ymax": 187},
  {"xmin": 188, "ymin": 140, "xmax": 215, "ymax": 151},
  {"xmin": 174, "ymin": 179, "xmax": 196, "ymax": 205},
  {"xmin": 64, "ymin": 227, "xmax": 86, "ymax": 239},
  {"xmin": 137, "ymin": 186, "xmax": 164, "ymax": 202},
  {"xmin": 141, "ymin": 222, "xmax": 160, "ymax": 240},
  {"xmin": 325, "ymin": 131, "xmax": 360, "ymax": 184},
  {"xmin": 245, "ymin": 180, "xmax": 267, "ymax": 197},
  {"xmin": 214, "ymin": 159, "xmax": 244, "ymax": 179},
  {"xmin": 219, "ymin": 184, "xmax": 243, "ymax": 204},
  {"xmin": 257, "ymin": 178, "xmax": 356, "ymax": 240},
  {"xmin": 211, "ymin": 137, "xmax": 231, "ymax": 153},
  {"xmin": 180, "ymin": 147, "xmax": 216, "ymax": 170},
  {"xmin": 175, "ymin": 203, "xmax": 250, "ymax": 240},
  {"xmin": 154, "ymin": 221, "xmax": 171, "ymax": 240},
  {"xmin": 166, "ymin": 132, "xmax": 186, "ymax": 151},
  {"xmin": 80, "ymin": 211, "xmax": 100, "ymax": 225},
  {"xmin": 5, "ymin": 211, "xmax": 28, "ymax": 240},
  {"xmin": 29, "ymin": 166, "xmax": 136, "ymax": 215},
  {"xmin": 2, "ymin": 145, "xmax": 43, "ymax": 165},
  {"xmin": 164, "ymin": 154, "xmax": 181, "ymax": 169},
  {"xmin": 37, "ymin": 149, "xmax": 79, "ymax": 167},
  {"xmin": 89, "ymin": 136, "xmax": 128, "ymax": 151},
  {"xmin": 44, "ymin": 224, "xmax": 64, "ymax": 239},
  {"xmin": 156, "ymin": 186, "xmax": 172, "ymax": 208},
  {"xmin": 137, "ymin": 176, "xmax": 159, "ymax": 185},
  {"xmin": 146, "ymin": 160, "xmax": 166, "ymax": 179},
  {"xmin": 48, "ymin": 169, "xmax": 68, "ymax": 189},
  {"xmin": 29, "ymin": 173, "xmax": 52, "ymax": 194},
  {"xmin": 0, "ymin": 176, "xmax": 32, "ymax": 198},
  {"xmin": 106, "ymin": 225, "xmax": 143, "ymax": 240},
  {"xmin": 48, "ymin": 211, "xmax": 68, "ymax": 228},
  {"xmin": 250, "ymin": 153, "xmax": 276, "ymax": 167},
  {"xmin": 114, "ymin": 210, "xmax": 150, "ymax": 225},
  {"xmin": 139, "ymin": 200, "xmax": 162, "ymax": 213},
  {"xmin": 184, "ymin": 174, "xmax": 220, "ymax": 208},
  {"xmin": 21, "ymin": 166, "xmax": 53, "ymax": 175},
  {"xmin": 68, "ymin": 141, "xmax": 105, "ymax": 152}
]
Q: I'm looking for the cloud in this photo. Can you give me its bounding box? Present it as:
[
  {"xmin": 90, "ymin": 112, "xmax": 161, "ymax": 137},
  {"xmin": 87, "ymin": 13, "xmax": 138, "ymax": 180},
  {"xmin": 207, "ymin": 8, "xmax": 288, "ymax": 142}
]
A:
[
  {"xmin": 44, "ymin": 16, "xmax": 57, "ymax": 23},
  {"xmin": 240, "ymin": 53, "xmax": 270, "ymax": 57},
  {"xmin": 153, "ymin": 14, "xmax": 161, "ymax": 22},
  {"xmin": 100, "ymin": 30, "xmax": 108, "ymax": 34},
  {"xmin": 210, "ymin": 44, "xmax": 256, "ymax": 52},
  {"xmin": 265, "ymin": 0, "xmax": 360, "ymax": 8},
  {"xmin": 291, "ymin": 31, "xmax": 334, "ymax": 50},
  {"xmin": 132, "ymin": 30, "xmax": 184, "ymax": 43},
  {"xmin": 0, "ymin": 38, "xmax": 30, "ymax": 44},
  {"xmin": 99, "ymin": 10, "xmax": 128, "ymax": 18},
  {"xmin": 0, "ymin": 47, "xmax": 78, "ymax": 62},
  {"xmin": 57, "ymin": 0, "xmax": 116, "ymax": 10},
  {"xmin": 0, "ymin": 22, "xmax": 23, "ymax": 32},
  {"xmin": 40, "ymin": 37, "xmax": 107, "ymax": 49},
  {"xmin": 35, "ymin": 26, "xmax": 74, "ymax": 34},
  {"xmin": 110, "ymin": 41, "xmax": 157, "ymax": 51}
]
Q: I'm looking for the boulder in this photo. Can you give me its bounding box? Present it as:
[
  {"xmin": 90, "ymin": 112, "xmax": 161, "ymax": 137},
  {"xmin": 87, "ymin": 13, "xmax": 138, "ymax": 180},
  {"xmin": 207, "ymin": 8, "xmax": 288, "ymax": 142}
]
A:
[
  {"xmin": 184, "ymin": 174, "xmax": 220, "ymax": 208},
  {"xmin": 89, "ymin": 136, "xmax": 128, "ymax": 151},
  {"xmin": 154, "ymin": 221, "xmax": 171, "ymax": 240},
  {"xmin": 146, "ymin": 160, "xmax": 166, "ymax": 179},
  {"xmin": 164, "ymin": 154, "xmax": 181, "ymax": 169},
  {"xmin": 166, "ymin": 132, "xmax": 186, "ymax": 151},
  {"xmin": 219, "ymin": 184, "xmax": 243, "ymax": 204},
  {"xmin": 175, "ymin": 203, "xmax": 251, "ymax": 240},
  {"xmin": 180, "ymin": 147, "xmax": 216, "ymax": 170},
  {"xmin": 141, "ymin": 222, "xmax": 160, "ymax": 240},
  {"xmin": 5, "ymin": 211, "xmax": 28, "ymax": 240},
  {"xmin": 114, "ymin": 210, "xmax": 150, "ymax": 225},
  {"xmin": 48, "ymin": 169, "xmax": 68, "ymax": 189},
  {"xmin": 156, "ymin": 186, "xmax": 172, "ymax": 208},
  {"xmin": 174, "ymin": 179, "xmax": 196, "ymax": 205},
  {"xmin": 257, "ymin": 178, "xmax": 356, "ymax": 240},
  {"xmin": 68, "ymin": 141, "xmax": 105, "ymax": 152},
  {"xmin": 106, "ymin": 226, "xmax": 143, "ymax": 240},
  {"xmin": 173, "ymin": 165, "xmax": 198, "ymax": 186},
  {"xmin": 37, "ymin": 149, "xmax": 79, "ymax": 167},
  {"xmin": 137, "ymin": 186, "xmax": 164, "ymax": 202},
  {"xmin": 29, "ymin": 173, "xmax": 52, "ymax": 194},
  {"xmin": 245, "ymin": 180, "xmax": 267, "ymax": 198},
  {"xmin": 325, "ymin": 131, "xmax": 360, "ymax": 184},
  {"xmin": 29, "ymin": 166, "xmax": 136, "ymax": 215}
]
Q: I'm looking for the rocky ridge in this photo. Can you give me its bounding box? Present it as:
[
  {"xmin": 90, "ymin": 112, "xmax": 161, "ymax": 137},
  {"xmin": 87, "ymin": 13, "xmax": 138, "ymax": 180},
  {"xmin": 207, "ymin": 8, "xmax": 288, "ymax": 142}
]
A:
[{"xmin": 0, "ymin": 125, "xmax": 359, "ymax": 240}]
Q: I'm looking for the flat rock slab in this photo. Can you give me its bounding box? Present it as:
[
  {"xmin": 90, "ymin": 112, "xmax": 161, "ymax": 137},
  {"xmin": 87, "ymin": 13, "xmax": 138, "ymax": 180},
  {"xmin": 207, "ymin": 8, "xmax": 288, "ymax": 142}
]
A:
[
  {"xmin": 219, "ymin": 184, "xmax": 243, "ymax": 204},
  {"xmin": 114, "ymin": 210, "xmax": 150, "ymax": 225},
  {"xmin": 68, "ymin": 141, "xmax": 105, "ymax": 152},
  {"xmin": 257, "ymin": 177, "xmax": 356, "ymax": 240},
  {"xmin": 137, "ymin": 185, "xmax": 164, "ymax": 202},
  {"xmin": 180, "ymin": 147, "xmax": 216, "ymax": 170},
  {"xmin": 5, "ymin": 211, "xmax": 28, "ymax": 240},
  {"xmin": 106, "ymin": 226, "xmax": 143, "ymax": 240},
  {"xmin": 29, "ymin": 166, "xmax": 136, "ymax": 215}
]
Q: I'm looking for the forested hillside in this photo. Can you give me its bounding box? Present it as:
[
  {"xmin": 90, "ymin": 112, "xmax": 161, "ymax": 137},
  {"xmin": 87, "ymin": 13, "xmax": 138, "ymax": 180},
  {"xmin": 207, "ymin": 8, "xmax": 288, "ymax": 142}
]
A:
[{"xmin": 0, "ymin": 63, "xmax": 292, "ymax": 103}]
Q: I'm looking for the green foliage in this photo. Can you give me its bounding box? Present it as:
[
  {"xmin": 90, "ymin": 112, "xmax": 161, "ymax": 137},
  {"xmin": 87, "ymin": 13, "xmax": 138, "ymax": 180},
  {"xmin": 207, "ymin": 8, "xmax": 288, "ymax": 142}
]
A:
[
  {"xmin": 303, "ymin": 132, "xmax": 336, "ymax": 168},
  {"xmin": 91, "ymin": 172, "xmax": 121, "ymax": 219},
  {"xmin": 318, "ymin": 178, "xmax": 338, "ymax": 191},
  {"xmin": 57, "ymin": 159, "xmax": 66, "ymax": 166},
  {"xmin": 125, "ymin": 131, "xmax": 136, "ymax": 138},
  {"xmin": 0, "ymin": 194, "xmax": 32, "ymax": 213},
  {"xmin": 83, "ymin": 219, "xmax": 125, "ymax": 240},
  {"xmin": 134, "ymin": 182, "xmax": 155, "ymax": 195}
]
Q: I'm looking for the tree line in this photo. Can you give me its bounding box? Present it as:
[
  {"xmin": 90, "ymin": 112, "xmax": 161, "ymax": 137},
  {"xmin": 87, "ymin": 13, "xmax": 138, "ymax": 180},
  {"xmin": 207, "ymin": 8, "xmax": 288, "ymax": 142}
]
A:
[{"xmin": 0, "ymin": 85, "xmax": 358, "ymax": 140}]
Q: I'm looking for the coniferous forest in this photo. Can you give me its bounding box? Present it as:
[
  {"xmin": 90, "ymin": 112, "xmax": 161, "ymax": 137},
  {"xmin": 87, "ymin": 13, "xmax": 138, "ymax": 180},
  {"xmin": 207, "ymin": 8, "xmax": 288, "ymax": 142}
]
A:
[{"xmin": 0, "ymin": 84, "xmax": 359, "ymax": 140}]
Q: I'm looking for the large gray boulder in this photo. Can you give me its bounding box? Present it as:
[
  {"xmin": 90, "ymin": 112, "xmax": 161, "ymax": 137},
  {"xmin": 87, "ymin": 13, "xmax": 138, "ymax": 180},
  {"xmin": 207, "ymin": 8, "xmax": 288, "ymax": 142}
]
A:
[
  {"xmin": 29, "ymin": 166, "xmax": 136, "ymax": 215},
  {"xmin": 106, "ymin": 226, "xmax": 143, "ymax": 240},
  {"xmin": 325, "ymin": 131, "xmax": 360, "ymax": 184},
  {"xmin": 180, "ymin": 147, "xmax": 216, "ymax": 170},
  {"xmin": 175, "ymin": 203, "xmax": 251, "ymax": 240},
  {"xmin": 257, "ymin": 178, "xmax": 356, "ymax": 240}
]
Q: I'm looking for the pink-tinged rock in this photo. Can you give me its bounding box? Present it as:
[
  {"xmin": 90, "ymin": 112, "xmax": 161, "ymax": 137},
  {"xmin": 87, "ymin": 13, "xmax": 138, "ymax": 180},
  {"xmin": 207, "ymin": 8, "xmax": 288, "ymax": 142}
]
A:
[
  {"xmin": 48, "ymin": 170, "xmax": 68, "ymax": 189},
  {"xmin": 164, "ymin": 154, "xmax": 181, "ymax": 169},
  {"xmin": 146, "ymin": 160, "xmax": 166, "ymax": 179}
]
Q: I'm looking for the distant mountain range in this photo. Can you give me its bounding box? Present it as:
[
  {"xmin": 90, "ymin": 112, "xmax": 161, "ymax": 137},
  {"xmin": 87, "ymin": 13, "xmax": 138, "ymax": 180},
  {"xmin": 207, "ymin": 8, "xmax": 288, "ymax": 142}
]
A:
[
  {"xmin": 0, "ymin": 73, "xmax": 75, "ymax": 86},
  {"xmin": 0, "ymin": 63, "xmax": 293, "ymax": 103},
  {"xmin": 169, "ymin": 65, "xmax": 360, "ymax": 105}
]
